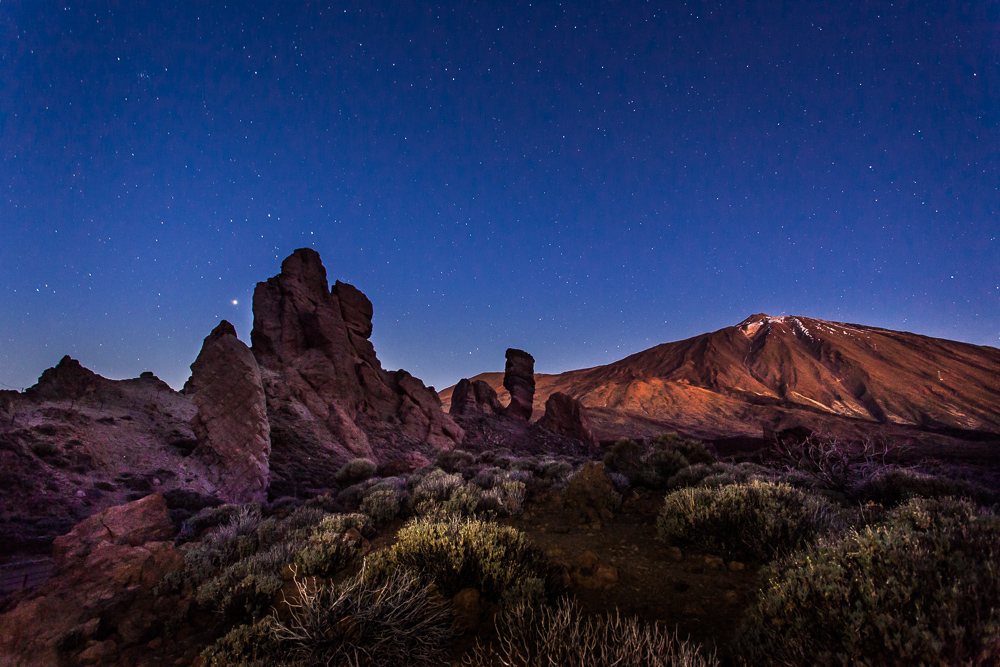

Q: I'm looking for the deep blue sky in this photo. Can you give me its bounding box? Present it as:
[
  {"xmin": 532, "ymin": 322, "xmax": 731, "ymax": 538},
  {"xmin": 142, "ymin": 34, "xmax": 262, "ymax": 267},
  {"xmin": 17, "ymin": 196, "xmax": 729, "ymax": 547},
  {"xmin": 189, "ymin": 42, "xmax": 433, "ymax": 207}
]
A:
[{"xmin": 2, "ymin": 1, "xmax": 998, "ymax": 392}]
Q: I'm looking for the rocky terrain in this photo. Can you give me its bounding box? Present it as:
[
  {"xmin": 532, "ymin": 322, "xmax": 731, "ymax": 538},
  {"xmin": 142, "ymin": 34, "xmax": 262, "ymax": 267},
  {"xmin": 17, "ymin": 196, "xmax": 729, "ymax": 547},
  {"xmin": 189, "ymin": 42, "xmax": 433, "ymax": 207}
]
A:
[
  {"xmin": 441, "ymin": 313, "xmax": 1000, "ymax": 456},
  {"xmin": 1, "ymin": 249, "xmax": 999, "ymax": 667}
]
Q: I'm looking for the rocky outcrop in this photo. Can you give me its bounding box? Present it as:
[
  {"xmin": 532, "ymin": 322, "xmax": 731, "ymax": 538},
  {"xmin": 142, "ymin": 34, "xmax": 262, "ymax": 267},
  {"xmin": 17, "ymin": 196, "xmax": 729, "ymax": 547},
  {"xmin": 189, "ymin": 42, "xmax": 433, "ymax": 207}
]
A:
[
  {"xmin": 0, "ymin": 495, "xmax": 183, "ymax": 667},
  {"xmin": 250, "ymin": 249, "xmax": 462, "ymax": 495},
  {"xmin": 186, "ymin": 321, "xmax": 271, "ymax": 503},
  {"xmin": 502, "ymin": 349, "xmax": 536, "ymax": 420},
  {"xmin": 449, "ymin": 378, "xmax": 502, "ymax": 416},
  {"xmin": 537, "ymin": 392, "xmax": 597, "ymax": 445},
  {"xmin": 24, "ymin": 356, "xmax": 105, "ymax": 401}
]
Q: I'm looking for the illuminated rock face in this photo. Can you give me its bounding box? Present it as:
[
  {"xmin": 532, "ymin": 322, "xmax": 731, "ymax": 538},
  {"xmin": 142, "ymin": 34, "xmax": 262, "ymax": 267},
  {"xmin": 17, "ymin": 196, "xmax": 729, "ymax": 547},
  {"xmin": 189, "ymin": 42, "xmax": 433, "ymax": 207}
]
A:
[
  {"xmin": 449, "ymin": 378, "xmax": 502, "ymax": 416},
  {"xmin": 186, "ymin": 320, "xmax": 270, "ymax": 503},
  {"xmin": 250, "ymin": 249, "xmax": 462, "ymax": 494},
  {"xmin": 503, "ymin": 348, "xmax": 536, "ymax": 421},
  {"xmin": 538, "ymin": 392, "xmax": 597, "ymax": 446}
]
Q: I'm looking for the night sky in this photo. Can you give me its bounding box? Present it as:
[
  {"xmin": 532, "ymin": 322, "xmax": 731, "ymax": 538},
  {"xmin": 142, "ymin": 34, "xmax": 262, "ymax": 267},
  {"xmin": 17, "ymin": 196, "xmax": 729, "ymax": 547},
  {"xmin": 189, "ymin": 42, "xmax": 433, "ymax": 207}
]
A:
[{"xmin": 2, "ymin": 2, "xmax": 998, "ymax": 392}]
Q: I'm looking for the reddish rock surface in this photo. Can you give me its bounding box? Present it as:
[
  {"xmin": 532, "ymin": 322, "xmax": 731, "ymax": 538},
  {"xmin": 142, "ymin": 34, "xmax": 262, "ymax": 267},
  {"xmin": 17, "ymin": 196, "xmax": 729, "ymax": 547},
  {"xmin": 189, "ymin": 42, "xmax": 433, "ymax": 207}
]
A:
[
  {"xmin": 185, "ymin": 321, "xmax": 271, "ymax": 503},
  {"xmin": 502, "ymin": 349, "xmax": 536, "ymax": 421},
  {"xmin": 251, "ymin": 249, "xmax": 462, "ymax": 495},
  {"xmin": 442, "ymin": 314, "xmax": 1000, "ymax": 454},
  {"xmin": 537, "ymin": 392, "xmax": 597, "ymax": 446},
  {"xmin": 449, "ymin": 378, "xmax": 502, "ymax": 416},
  {"xmin": 0, "ymin": 495, "xmax": 183, "ymax": 667}
]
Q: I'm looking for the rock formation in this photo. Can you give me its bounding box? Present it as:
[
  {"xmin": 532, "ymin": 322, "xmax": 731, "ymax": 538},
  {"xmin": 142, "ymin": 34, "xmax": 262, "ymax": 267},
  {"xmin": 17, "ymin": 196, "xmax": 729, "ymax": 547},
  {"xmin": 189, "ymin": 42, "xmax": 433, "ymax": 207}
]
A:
[
  {"xmin": 185, "ymin": 320, "xmax": 271, "ymax": 503},
  {"xmin": 502, "ymin": 348, "xmax": 536, "ymax": 420},
  {"xmin": 0, "ymin": 494, "xmax": 182, "ymax": 667},
  {"xmin": 449, "ymin": 378, "xmax": 502, "ymax": 416},
  {"xmin": 538, "ymin": 392, "xmax": 597, "ymax": 446},
  {"xmin": 250, "ymin": 249, "xmax": 462, "ymax": 495}
]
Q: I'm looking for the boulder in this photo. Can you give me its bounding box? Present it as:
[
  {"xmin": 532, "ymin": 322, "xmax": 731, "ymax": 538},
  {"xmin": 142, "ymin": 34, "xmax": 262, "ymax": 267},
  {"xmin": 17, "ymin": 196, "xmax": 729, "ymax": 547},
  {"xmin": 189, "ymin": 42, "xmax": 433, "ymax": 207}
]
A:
[
  {"xmin": 186, "ymin": 321, "xmax": 271, "ymax": 503},
  {"xmin": 449, "ymin": 378, "xmax": 502, "ymax": 416},
  {"xmin": 502, "ymin": 349, "xmax": 535, "ymax": 420},
  {"xmin": 250, "ymin": 249, "xmax": 462, "ymax": 494},
  {"xmin": 0, "ymin": 495, "xmax": 183, "ymax": 667},
  {"xmin": 537, "ymin": 392, "xmax": 597, "ymax": 445}
]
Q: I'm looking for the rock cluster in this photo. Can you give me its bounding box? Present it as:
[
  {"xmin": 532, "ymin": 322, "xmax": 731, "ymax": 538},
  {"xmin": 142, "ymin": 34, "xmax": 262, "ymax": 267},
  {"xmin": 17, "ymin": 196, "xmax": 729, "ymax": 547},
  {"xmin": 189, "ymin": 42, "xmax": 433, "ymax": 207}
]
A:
[
  {"xmin": 185, "ymin": 320, "xmax": 271, "ymax": 504},
  {"xmin": 0, "ymin": 494, "xmax": 182, "ymax": 667},
  {"xmin": 449, "ymin": 378, "xmax": 502, "ymax": 416},
  {"xmin": 538, "ymin": 392, "xmax": 597, "ymax": 446},
  {"xmin": 502, "ymin": 348, "xmax": 535, "ymax": 420},
  {"xmin": 250, "ymin": 249, "xmax": 462, "ymax": 493}
]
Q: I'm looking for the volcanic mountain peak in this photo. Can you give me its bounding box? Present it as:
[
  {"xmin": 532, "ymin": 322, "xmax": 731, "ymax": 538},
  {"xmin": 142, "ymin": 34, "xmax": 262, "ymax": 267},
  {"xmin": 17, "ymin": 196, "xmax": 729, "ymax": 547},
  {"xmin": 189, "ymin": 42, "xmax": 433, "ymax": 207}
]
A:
[{"xmin": 442, "ymin": 313, "xmax": 1000, "ymax": 445}]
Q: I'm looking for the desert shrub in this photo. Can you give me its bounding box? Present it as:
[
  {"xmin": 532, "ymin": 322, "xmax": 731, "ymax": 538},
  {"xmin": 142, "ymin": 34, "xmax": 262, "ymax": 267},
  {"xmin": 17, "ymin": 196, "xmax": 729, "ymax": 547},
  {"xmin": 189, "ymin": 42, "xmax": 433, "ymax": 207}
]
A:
[
  {"xmin": 436, "ymin": 448, "xmax": 476, "ymax": 473},
  {"xmin": 361, "ymin": 487, "xmax": 402, "ymax": 525},
  {"xmin": 442, "ymin": 483, "xmax": 483, "ymax": 516},
  {"xmin": 302, "ymin": 493, "xmax": 342, "ymax": 514},
  {"xmin": 604, "ymin": 439, "xmax": 645, "ymax": 481},
  {"xmin": 179, "ymin": 503, "xmax": 245, "ymax": 541},
  {"xmin": 294, "ymin": 513, "xmax": 372, "ymax": 577},
  {"xmin": 203, "ymin": 617, "xmax": 290, "ymax": 667},
  {"xmin": 469, "ymin": 466, "xmax": 505, "ymax": 489},
  {"xmin": 653, "ymin": 433, "xmax": 715, "ymax": 465},
  {"xmin": 411, "ymin": 469, "xmax": 464, "ymax": 506},
  {"xmin": 481, "ymin": 479, "xmax": 527, "ymax": 517},
  {"xmin": 851, "ymin": 466, "xmax": 998, "ymax": 507},
  {"xmin": 772, "ymin": 433, "xmax": 891, "ymax": 493},
  {"xmin": 666, "ymin": 462, "xmax": 784, "ymax": 490},
  {"xmin": 735, "ymin": 497, "xmax": 1000, "ymax": 667},
  {"xmin": 273, "ymin": 566, "xmax": 456, "ymax": 667},
  {"xmin": 650, "ymin": 448, "xmax": 690, "ymax": 483},
  {"xmin": 656, "ymin": 480, "xmax": 842, "ymax": 561},
  {"xmin": 195, "ymin": 540, "xmax": 301, "ymax": 620},
  {"xmin": 466, "ymin": 598, "xmax": 719, "ymax": 667},
  {"xmin": 336, "ymin": 457, "xmax": 378, "ymax": 485},
  {"xmin": 365, "ymin": 515, "xmax": 554, "ymax": 605}
]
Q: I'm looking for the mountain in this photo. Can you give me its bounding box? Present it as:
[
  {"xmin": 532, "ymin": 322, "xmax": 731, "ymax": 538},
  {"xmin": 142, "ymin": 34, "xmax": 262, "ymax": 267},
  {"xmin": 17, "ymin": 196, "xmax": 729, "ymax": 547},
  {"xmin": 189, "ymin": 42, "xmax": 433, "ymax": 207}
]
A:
[{"xmin": 441, "ymin": 314, "xmax": 1000, "ymax": 446}]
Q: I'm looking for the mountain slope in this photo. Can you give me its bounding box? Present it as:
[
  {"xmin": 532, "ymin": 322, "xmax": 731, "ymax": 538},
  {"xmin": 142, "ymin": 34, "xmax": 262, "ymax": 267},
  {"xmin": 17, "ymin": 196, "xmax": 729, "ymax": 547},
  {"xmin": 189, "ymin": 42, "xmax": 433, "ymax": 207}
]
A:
[{"xmin": 441, "ymin": 314, "xmax": 1000, "ymax": 442}]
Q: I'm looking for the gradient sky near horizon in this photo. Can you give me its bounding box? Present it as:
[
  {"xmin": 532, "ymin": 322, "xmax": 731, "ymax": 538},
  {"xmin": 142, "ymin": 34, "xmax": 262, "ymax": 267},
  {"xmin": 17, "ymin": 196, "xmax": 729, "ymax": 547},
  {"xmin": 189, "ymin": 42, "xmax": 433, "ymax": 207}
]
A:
[{"xmin": 1, "ymin": 1, "xmax": 998, "ymax": 392}]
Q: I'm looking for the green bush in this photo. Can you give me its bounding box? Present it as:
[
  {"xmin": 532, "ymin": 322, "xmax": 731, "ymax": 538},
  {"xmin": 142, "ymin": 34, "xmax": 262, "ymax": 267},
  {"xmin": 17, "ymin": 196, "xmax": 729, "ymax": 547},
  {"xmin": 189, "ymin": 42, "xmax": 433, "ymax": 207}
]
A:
[
  {"xmin": 654, "ymin": 433, "xmax": 715, "ymax": 466},
  {"xmin": 851, "ymin": 466, "xmax": 998, "ymax": 507},
  {"xmin": 467, "ymin": 598, "xmax": 719, "ymax": 667},
  {"xmin": 365, "ymin": 516, "xmax": 555, "ymax": 605},
  {"xmin": 361, "ymin": 487, "xmax": 402, "ymax": 525},
  {"xmin": 435, "ymin": 448, "xmax": 476, "ymax": 473},
  {"xmin": 411, "ymin": 469, "xmax": 464, "ymax": 506},
  {"xmin": 442, "ymin": 484, "xmax": 483, "ymax": 516},
  {"xmin": 294, "ymin": 513, "xmax": 372, "ymax": 577},
  {"xmin": 336, "ymin": 458, "xmax": 378, "ymax": 485},
  {"xmin": 650, "ymin": 448, "xmax": 690, "ymax": 482},
  {"xmin": 603, "ymin": 439, "xmax": 645, "ymax": 481},
  {"xmin": 196, "ymin": 541, "xmax": 302, "ymax": 620},
  {"xmin": 203, "ymin": 617, "xmax": 290, "ymax": 667},
  {"xmin": 735, "ymin": 498, "xmax": 1000, "ymax": 667},
  {"xmin": 656, "ymin": 480, "xmax": 842, "ymax": 561},
  {"xmin": 481, "ymin": 479, "xmax": 527, "ymax": 517}
]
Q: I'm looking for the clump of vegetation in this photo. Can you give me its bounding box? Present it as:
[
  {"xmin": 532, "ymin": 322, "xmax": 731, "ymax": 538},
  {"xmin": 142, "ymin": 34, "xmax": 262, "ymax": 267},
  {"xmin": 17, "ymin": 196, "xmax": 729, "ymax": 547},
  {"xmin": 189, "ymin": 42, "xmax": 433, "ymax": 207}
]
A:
[
  {"xmin": 294, "ymin": 513, "xmax": 372, "ymax": 577},
  {"xmin": 336, "ymin": 457, "xmax": 378, "ymax": 485},
  {"xmin": 360, "ymin": 487, "xmax": 403, "ymax": 525},
  {"xmin": 436, "ymin": 448, "xmax": 476, "ymax": 473},
  {"xmin": 656, "ymin": 480, "xmax": 842, "ymax": 561},
  {"xmin": 735, "ymin": 497, "xmax": 1000, "ymax": 667},
  {"xmin": 851, "ymin": 465, "xmax": 998, "ymax": 507},
  {"xmin": 365, "ymin": 515, "xmax": 555, "ymax": 606},
  {"xmin": 195, "ymin": 541, "xmax": 301, "ymax": 620},
  {"xmin": 411, "ymin": 469, "xmax": 465, "ymax": 507},
  {"xmin": 604, "ymin": 434, "xmax": 712, "ymax": 488},
  {"xmin": 467, "ymin": 598, "xmax": 719, "ymax": 667},
  {"xmin": 204, "ymin": 568, "xmax": 455, "ymax": 667}
]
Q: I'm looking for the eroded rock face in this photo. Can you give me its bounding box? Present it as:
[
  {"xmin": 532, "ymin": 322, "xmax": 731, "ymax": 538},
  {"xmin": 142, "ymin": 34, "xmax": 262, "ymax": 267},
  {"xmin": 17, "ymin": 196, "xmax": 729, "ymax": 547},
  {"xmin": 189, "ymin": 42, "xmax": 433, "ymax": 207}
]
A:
[
  {"xmin": 251, "ymin": 249, "xmax": 462, "ymax": 495},
  {"xmin": 449, "ymin": 378, "xmax": 502, "ymax": 416},
  {"xmin": 0, "ymin": 495, "xmax": 182, "ymax": 667},
  {"xmin": 537, "ymin": 392, "xmax": 597, "ymax": 446},
  {"xmin": 186, "ymin": 321, "xmax": 271, "ymax": 503},
  {"xmin": 503, "ymin": 348, "xmax": 535, "ymax": 420}
]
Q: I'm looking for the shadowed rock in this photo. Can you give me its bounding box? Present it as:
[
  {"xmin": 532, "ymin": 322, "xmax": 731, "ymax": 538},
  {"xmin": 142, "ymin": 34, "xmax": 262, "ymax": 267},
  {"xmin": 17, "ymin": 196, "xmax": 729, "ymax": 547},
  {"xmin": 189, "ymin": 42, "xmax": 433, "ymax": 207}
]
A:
[
  {"xmin": 186, "ymin": 321, "xmax": 271, "ymax": 503},
  {"xmin": 503, "ymin": 348, "xmax": 536, "ymax": 420},
  {"xmin": 250, "ymin": 249, "xmax": 462, "ymax": 494},
  {"xmin": 449, "ymin": 378, "xmax": 502, "ymax": 416},
  {"xmin": 538, "ymin": 392, "xmax": 597, "ymax": 446}
]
